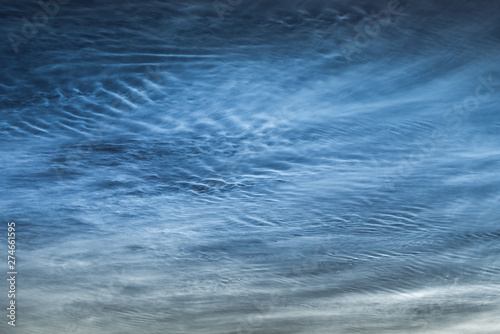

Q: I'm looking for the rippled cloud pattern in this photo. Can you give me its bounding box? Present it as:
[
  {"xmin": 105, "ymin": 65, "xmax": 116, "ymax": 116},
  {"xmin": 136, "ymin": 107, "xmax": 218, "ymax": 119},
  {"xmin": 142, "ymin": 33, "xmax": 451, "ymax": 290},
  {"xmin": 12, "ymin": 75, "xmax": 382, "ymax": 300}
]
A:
[{"xmin": 0, "ymin": 0, "xmax": 499, "ymax": 333}]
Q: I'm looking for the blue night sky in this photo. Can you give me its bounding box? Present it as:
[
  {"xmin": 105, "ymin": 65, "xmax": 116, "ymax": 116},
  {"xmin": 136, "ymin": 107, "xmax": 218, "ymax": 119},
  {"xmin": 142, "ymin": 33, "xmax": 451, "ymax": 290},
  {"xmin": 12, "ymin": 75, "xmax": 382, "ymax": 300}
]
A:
[{"xmin": 0, "ymin": 0, "xmax": 499, "ymax": 333}]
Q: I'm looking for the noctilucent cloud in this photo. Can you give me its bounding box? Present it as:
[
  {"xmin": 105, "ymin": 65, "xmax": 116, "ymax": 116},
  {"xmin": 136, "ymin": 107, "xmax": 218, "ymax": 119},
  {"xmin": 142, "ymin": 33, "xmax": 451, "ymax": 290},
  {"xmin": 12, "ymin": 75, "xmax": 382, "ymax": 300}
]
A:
[{"xmin": 1, "ymin": 0, "xmax": 499, "ymax": 333}]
